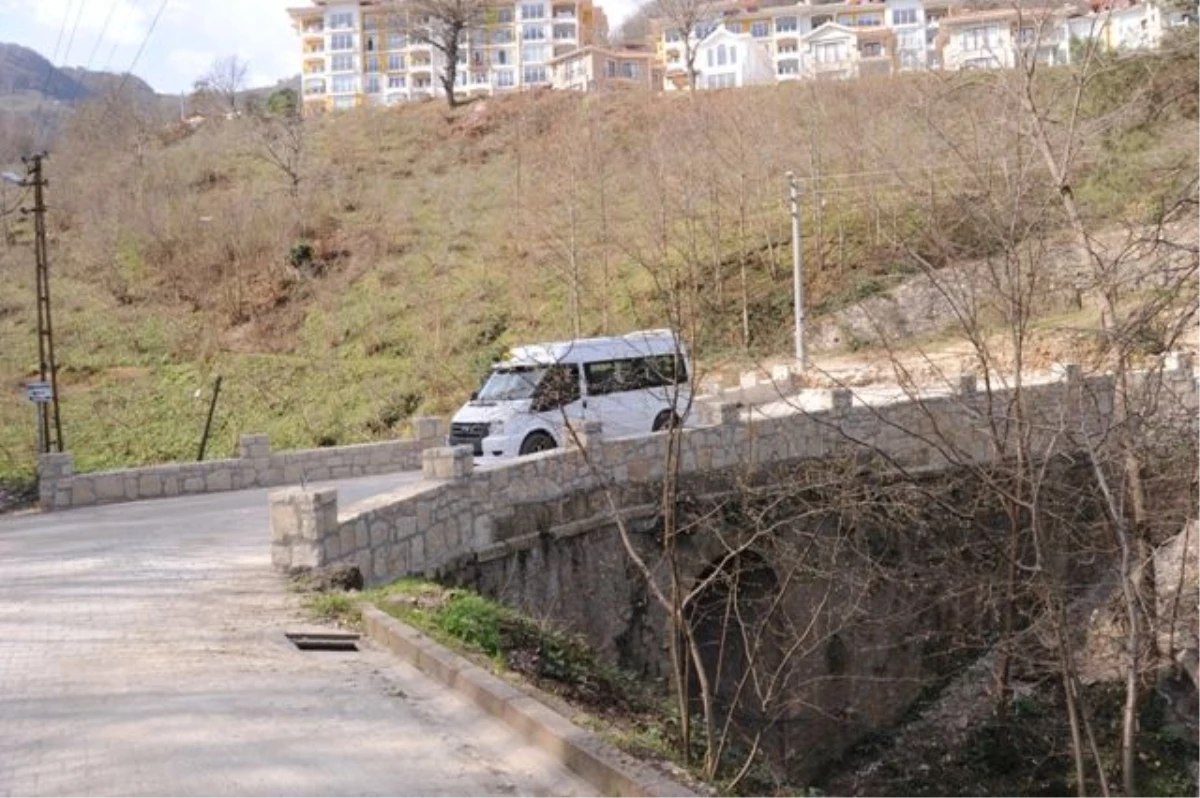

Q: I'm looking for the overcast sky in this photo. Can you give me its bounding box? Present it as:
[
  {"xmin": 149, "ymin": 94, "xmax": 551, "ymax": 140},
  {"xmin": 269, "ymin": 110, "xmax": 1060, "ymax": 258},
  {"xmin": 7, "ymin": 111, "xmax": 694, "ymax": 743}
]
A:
[{"xmin": 0, "ymin": 0, "xmax": 643, "ymax": 95}]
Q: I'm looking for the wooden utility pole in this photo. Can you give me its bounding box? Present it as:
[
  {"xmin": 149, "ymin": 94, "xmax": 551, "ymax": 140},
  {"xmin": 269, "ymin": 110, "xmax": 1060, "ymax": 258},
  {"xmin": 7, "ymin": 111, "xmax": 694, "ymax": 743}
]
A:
[{"xmin": 24, "ymin": 153, "xmax": 65, "ymax": 453}]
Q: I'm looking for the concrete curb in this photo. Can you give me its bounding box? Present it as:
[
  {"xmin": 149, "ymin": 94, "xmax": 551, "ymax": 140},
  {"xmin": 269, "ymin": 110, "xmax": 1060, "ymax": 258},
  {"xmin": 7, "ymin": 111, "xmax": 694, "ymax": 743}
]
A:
[{"xmin": 361, "ymin": 605, "xmax": 696, "ymax": 798}]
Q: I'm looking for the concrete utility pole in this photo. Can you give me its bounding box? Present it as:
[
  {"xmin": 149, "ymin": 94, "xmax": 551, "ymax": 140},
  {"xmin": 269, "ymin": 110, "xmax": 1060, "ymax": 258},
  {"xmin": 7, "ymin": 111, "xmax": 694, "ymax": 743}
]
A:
[
  {"xmin": 19, "ymin": 154, "xmax": 65, "ymax": 453},
  {"xmin": 787, "ymin": 171, "xmax": 807, "ymax": 370}
]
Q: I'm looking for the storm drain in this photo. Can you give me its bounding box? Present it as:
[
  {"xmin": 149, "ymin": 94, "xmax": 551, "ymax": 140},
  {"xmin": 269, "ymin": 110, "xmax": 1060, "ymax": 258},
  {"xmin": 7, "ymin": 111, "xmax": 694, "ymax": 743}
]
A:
[{"xmin": 286, "ymin": 631, "xmax": 360, "ymax": 652}]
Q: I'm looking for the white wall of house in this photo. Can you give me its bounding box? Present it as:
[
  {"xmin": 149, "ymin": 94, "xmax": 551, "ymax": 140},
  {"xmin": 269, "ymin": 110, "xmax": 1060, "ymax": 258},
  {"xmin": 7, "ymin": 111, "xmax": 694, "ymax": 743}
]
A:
[
  {"xmin": 694, "ymin": 27, "xmax": 775, "ymax": 90},
  {"xmin": 798, "ymin": 23, "xmax": 860, "ymax": 80},
  {"xmin": 941, "ymin": 19, "xmax": 1016, "ymax": 70},
  {"xmin": 885, "ymin": 0, "xmax": 928, "ymax": 69}
]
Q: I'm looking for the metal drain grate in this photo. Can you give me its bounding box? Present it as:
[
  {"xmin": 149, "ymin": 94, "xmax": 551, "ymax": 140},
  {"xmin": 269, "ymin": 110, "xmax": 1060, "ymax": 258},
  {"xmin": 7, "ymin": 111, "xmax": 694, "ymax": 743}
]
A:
[{"xmin": 286, "ymin": 631, "xmax": 360, "ymax": 652}]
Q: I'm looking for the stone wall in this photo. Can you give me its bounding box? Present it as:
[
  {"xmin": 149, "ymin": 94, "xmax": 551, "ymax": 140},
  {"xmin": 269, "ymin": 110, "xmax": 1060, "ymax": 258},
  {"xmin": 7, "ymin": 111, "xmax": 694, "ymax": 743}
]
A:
[
  {"xmin": 270, "ymin": 359, "xmax": 1198, "ymax": 585},
  {"xmin": 38, "ymin": 417, "xmax": 445, "ymax": 511}
]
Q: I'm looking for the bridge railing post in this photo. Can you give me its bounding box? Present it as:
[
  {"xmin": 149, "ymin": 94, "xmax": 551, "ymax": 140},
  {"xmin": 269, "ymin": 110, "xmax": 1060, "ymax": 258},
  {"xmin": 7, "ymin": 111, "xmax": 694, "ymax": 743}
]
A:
[
  {"xmin": 270, "ymin": 487, "xmax": 338, "ymax": 571},
  {"xmin": 37, "ymin": 452, "xmax": 74, "ymax": 510},
  {"xmin": 422, "ymin": 445, "xmax": 474, "ymax": 481}
]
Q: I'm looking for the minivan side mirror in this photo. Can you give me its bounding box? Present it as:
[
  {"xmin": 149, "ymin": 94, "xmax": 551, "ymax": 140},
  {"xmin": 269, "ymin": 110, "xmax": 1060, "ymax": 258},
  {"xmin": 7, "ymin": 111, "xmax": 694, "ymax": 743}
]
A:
[{"xmin": 470, "ymin": 390, "xmax": 479, "ymax": 401}]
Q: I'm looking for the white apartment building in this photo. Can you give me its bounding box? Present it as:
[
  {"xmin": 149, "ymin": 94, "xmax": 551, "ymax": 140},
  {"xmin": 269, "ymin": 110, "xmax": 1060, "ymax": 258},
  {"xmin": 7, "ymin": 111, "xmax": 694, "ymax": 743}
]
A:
[
  {"xmin": 288, "ymin": 0, "xmax": 607, "ymax": 112},
  {"xmin": 653, "ymin": 0, "xmax": 1189, "ymax": 90}
]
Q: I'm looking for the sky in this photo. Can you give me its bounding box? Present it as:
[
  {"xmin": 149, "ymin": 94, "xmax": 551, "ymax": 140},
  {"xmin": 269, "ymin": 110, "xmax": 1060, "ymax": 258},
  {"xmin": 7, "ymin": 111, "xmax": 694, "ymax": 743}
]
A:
[{"xmin": 0, "ymin": 0, "xmax": 643, "ymax": 95}]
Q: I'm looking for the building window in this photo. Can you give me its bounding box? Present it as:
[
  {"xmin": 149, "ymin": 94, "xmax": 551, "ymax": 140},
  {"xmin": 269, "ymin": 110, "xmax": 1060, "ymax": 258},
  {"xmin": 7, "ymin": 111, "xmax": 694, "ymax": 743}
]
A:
[
  {"xmin": 365, "ymin": 34, "xmax": 379, "ymax": 51},
  {"xmin": 366, "ymin": 55, "xmax": 381, "ymax": 72},
  {"xmin": 329, "ymin": 12, "xmax": 354, "ymax": 30},
  {"xmin": 961, "ymin": 25, "xmax": 997, "ymax": 51},
  {"xmin": 778, "ymin": 58, "xmax": 799, "ymax": 73},
  {"xmin": 705, "ymin": 73, "xmax": 735, "ymax": 89},
  {"xmin": 812, "ymin": 15, "xmax": 832, "ymax": 28},
  {"xmin": 332, "ymin": 75, "xmax": 359, "ymax": 93},
  {"xmin": 497, "ymin": 7, "xmax": 513, "ymax": 23},
  {"xmin": 493, "ymin": 28, "xmax": 514, "ymax": 43},
  {"xmin": 892, "ymin": 8, "xmax": 918, "ymax": 25},
  {"xmin": 388, "ymin": 75, "xmax": 407, "ymax": 88},
  {"xmin": 331, "ymin": 33, "xmax": 355, "ymax": 51},
  {"xmin": 523, "ymin": 65, "xmax": 547, "ymax": 83},
  {"xmin": 814, "ymin": 41, "xmax": 847, "ymax": 62},
  {"xmin": 751, "ymin": 20, "xmax": 769, "ymax": 37},
  {"xmin": 388, "ymin": 53, "xmax": 406, "ymax": 70},
  {"xmin": 521, "ymin": 3, "xmax": 545, "ymax": 19},
  {"xmin": 494, "ymin": 69, "xmax": 515, "ymax": 87},
  {"xmin": 363, "ymin": 13, "xmax": 379, "ymax": 29},
  {"xmin": 493, "ymin": 48, "xmax": 512, "ymax": 65},
  {"xmin": 365, "ymin": 75, "xmax": 381, "ymax": 93},
  {"xmin": 665, "ymin": 28, "xmax": 681, "ymax": 42},
  {"xmin": 331, "ymin": 53, "xmax": 356, "ymax": 71},
  {"xmin": 523, "ymin": 44, "xmax": 548, "ymax": 61},
  {"xmin": 523, "ymin": 24, "xmax": 546, "ymax": 39},
  {"xmin": 304, "ymin": 78, "xmax": 327, "ymax": 95},
  {"xmin": 861, "ymin": 41, "xmax": 883, "ymax": 57},
  {"xmin": 388, "ymin": 32, "xmax": 407, "ymax": 49},
  {"xmin": 776, "ymin": 16, "xmax": 797, "ymax": 32}
]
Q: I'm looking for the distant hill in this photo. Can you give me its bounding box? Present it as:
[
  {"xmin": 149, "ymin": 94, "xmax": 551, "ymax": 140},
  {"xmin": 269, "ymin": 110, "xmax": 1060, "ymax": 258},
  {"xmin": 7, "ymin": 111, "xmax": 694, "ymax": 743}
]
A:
[{"xmin": 0, "ymin": 42, "xmax": 157, "ymax": 106}]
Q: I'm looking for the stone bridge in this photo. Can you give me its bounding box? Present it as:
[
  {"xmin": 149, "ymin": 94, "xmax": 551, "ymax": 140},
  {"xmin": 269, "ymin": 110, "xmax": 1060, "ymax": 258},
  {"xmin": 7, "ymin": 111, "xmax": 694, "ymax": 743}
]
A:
[{"xmin": 268, "ymin": 358, "xmax": 1197, "ymax": 782}]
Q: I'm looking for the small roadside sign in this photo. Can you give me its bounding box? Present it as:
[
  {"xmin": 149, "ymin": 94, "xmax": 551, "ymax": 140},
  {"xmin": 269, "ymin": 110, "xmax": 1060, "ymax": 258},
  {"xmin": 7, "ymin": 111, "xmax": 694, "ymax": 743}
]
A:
[{"xmin": 25, "ymin": 382, "xmax": 53, "ymax": 404}]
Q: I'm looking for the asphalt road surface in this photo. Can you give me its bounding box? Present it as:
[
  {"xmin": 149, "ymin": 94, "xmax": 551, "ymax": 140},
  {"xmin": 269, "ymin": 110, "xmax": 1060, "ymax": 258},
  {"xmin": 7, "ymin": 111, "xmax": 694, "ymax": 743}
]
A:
[{"xmin": 0, "ymin": 473, "xmax": 594, "ymax": 796}]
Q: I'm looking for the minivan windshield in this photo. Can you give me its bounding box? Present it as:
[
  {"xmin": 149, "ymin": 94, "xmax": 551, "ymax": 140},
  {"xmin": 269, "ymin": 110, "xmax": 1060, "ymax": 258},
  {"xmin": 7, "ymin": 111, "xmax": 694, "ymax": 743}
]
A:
[{"xmin": 477, "ymin": 366, "xmax": 546, "ymax": 402}]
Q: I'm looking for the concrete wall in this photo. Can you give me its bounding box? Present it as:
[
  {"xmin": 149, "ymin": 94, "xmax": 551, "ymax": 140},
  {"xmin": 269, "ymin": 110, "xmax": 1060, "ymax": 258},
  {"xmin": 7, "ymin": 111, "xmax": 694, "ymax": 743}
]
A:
[
  {"xmin": 38, "ymin": 417, "xmax": 445, "ymax": 511},
  {"xmin": 270, "ymin": 359, "xmax": 1198, "ymax": 584}
]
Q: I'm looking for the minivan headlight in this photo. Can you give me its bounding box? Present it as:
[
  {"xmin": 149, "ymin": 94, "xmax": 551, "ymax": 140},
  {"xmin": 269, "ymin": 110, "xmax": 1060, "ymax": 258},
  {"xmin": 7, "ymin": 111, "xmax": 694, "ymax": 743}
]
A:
[{"xmin": 489, "ymin": 420, "xmax": 505, "ymax": 436}]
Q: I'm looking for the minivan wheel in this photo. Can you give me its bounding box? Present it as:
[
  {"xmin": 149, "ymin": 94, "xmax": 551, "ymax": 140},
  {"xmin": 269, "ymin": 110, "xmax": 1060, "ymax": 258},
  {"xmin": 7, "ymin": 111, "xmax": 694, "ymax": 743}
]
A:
[
  {"xmin": 652, "ymin": 410, "xmax": 681, "ymax": 432},
  {"xmin": 519, "ymin": 431, "xmax": 557, "ymax": 455}
]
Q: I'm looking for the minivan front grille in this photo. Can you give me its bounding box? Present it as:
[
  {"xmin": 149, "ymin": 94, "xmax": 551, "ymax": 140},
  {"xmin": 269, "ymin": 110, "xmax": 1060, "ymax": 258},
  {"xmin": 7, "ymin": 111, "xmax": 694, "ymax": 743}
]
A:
[{"xmin": 448, "ymin": 422, "xmax": 489, "ymax": 456}]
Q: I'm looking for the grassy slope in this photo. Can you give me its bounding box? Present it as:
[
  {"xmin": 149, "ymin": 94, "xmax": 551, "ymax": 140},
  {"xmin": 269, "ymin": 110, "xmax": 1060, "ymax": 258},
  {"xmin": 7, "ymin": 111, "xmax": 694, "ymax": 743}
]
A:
[{"xmin": 0, "ymin": 41, "xmax": 1195, "ymax": 482}]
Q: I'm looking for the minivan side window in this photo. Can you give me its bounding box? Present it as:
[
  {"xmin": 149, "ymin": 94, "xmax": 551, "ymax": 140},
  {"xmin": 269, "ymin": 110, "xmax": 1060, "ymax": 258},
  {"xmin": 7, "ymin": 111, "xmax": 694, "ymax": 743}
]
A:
[
  {"xmin": 643, "ymin": 354, "xmax": 689, "ymax": 388},
  {"xmin": 586, "ymin": 355, "xmax": 688, "ymax": 395},
  {"xmin": 532, "ymin": 364, "xmax": 581, "ymax": 411}
]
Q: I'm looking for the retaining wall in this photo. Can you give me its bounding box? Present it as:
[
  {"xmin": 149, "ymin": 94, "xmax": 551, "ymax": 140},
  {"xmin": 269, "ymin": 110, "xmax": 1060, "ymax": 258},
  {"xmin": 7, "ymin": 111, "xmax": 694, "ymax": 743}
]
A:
[
  {"xmin": 38, "ymin": 417, "xmax": 445, "ymax": 511},
  {"xmin": 270, "ymin": 359, "xmax": 1198, "ymax": 584}
]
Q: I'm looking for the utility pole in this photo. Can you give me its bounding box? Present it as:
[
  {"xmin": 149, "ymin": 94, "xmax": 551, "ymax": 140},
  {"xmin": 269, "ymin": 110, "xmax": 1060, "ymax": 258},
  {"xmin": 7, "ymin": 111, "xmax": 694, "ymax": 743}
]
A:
[
  {"xmin": 787, "ymin": 172, "xmax": 807, "ymax": 370},
  {"xmin": 24, "ymin": 154, "xmax": 65, "ymax": 453}
]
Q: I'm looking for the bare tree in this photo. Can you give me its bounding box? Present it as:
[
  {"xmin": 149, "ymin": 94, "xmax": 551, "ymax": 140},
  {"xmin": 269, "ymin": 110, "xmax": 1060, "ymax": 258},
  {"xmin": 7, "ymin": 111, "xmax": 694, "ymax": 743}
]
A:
[
  {"xmin": 656, "ymin": 0, "xmax": 715, "ymax": 93},
  {"xmin": 403, "ymin": 0, "xmax": 488, "ymax": 108},
  {"xmin": 194, "ymin": 55, "xmax": 250, "ymax": 116}
]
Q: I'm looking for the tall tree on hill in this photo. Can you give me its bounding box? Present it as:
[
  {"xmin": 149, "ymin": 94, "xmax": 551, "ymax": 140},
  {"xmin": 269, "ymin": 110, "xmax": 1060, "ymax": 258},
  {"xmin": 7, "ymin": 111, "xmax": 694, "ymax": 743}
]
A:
[
  {"xmin": 656, "ymin": 0, "xmax": 715, "ymax": 93},
  {"xmin": 194, "ymin": 55, "xmax": 249, "ymax": 116},
  {"xmin": 405, "ymin": 0, "xmax": 488, "ymax": 108}
]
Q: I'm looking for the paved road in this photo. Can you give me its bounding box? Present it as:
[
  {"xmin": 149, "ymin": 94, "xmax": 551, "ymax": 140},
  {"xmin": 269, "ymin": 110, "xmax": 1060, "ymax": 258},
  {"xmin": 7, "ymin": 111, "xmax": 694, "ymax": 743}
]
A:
[{"xmin": 0, "ymin": 474, "xmax": 594, "ymax": 797}]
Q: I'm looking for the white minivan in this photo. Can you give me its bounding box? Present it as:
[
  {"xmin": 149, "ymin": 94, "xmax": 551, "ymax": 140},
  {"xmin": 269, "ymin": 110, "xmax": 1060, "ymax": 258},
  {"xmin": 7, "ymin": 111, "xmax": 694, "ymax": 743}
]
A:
[{"xmin": 448, "ymin": 329, "xmax": 692, "ymax": 459}]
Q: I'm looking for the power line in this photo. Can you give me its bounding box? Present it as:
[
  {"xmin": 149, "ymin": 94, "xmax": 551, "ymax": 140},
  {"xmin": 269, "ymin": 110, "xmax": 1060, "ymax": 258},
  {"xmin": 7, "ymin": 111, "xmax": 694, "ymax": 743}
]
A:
[
  {"xmin": 103, "ymin": 0, "xmax": 141, "ymax": 73},
  {"xmin": 61, "ymin": 0, "xmax": 88, "ymax": 70},
  {"xmin": 30, "ymin": 0, "xmax": 78, "ymax": 149},
  {"xmin": 84, "ymin": 0, "xmax": 124, "ymax": 72},
  {"xmin": 95, "ymin": 0, "xmax": 170, "ymax": 130}
]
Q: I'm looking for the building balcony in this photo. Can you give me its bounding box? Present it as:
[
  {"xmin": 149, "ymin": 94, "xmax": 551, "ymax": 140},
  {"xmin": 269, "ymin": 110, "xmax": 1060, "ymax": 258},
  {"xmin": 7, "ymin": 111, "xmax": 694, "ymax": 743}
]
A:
[
  {"xmin": 552, "ymin": 4, "xmax": 577, "ymax": 18},
  {"xmin": 302, "ymin": 23, "xmax": 325, "ymax": 35}
]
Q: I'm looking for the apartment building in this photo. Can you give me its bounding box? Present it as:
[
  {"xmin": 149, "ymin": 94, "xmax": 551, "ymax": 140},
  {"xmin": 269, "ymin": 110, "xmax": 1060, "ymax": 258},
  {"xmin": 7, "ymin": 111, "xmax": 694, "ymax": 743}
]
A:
[
  {"xmin": 287, "ymin": 0, "xmax": 608, "ymax": 112},
  {"xmin": 651, "ymin": 0, "xmax": 1186, "ymax": 90},
  {"xmin": 547, "ymin": 45, "xmax": 659, "ymax": 91}
]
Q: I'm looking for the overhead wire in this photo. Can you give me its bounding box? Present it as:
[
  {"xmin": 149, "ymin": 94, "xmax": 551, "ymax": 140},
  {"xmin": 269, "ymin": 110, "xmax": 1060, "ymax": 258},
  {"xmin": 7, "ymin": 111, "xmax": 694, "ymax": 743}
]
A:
[
  {"xmin": 95, "ymin": 0, "xmax": 171, "ymax": 131},
  {"xmin": 30, "ymin": 0, "xmax": 78, "ymax": 149},
  {"xmin": 84, "ymin": 0, "xmax": 124, "ymax": 72}
]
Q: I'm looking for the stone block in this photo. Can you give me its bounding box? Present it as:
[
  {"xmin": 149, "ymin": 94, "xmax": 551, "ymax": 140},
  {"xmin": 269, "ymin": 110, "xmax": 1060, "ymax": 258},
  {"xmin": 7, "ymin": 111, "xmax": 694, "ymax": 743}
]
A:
[
  {"xmin": 831, "ymin": 389, "xmax": 854, "ymax": 413},
  {"xmin": 72, "ymin": 480, "xmax": 96, "ymax": 506},
  {"xmin": 123, "ymin": 475, "xmax": 139, "ymax": 500},
  {"xmin": 137, "ymin": 473, "xmax": 163, "ymax": 498},
  {"xmin": 370, "ymin": 521, "xmax": 389, "ymax": 548},
  {"xmin": 422, "ymin": 446, "xmax": 474, "ymax": 481},
  {"xmin": 331, "ymin": 465, "xmax": 351, "ymax": 479},
  {"xmin": 1164, "ymin": 350, "xmax": 1194, "ymax": 379},
  {"xmin": 409, "ymin": 535, "xmax": 425, "ymax": 570},
  {"xmin": 206, "ymin": 468, "xmax": 232, "ymax": 492},
  {"xmin": 958, "ymin": 373, "xmax": 977, "ymax": 398},
  {"xmin": 566, "ymin": 420, "xmax": 603, "ymax": 449},
  {"xmin": 340, "ymin": 525, "xmax": 357, "ymax": 556},
  {"xmin": 95, "ymin": 474, "xmax": 124, "ymax": 502}
]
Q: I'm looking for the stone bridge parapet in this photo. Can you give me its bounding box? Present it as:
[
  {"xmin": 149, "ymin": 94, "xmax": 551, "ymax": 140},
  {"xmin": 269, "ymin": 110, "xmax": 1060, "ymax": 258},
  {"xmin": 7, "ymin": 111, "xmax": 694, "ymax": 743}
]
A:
[{"xmin": 270, "ymin": 358, "xmax": 1198, "ymax": 584}]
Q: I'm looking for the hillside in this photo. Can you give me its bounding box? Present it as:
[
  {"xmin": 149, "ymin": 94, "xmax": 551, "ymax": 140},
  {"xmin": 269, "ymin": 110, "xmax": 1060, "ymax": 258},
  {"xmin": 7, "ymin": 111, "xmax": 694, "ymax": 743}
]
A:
[{"xmin": 0, "ymin": 35, "xmax": 1195, "ymax": 483}]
